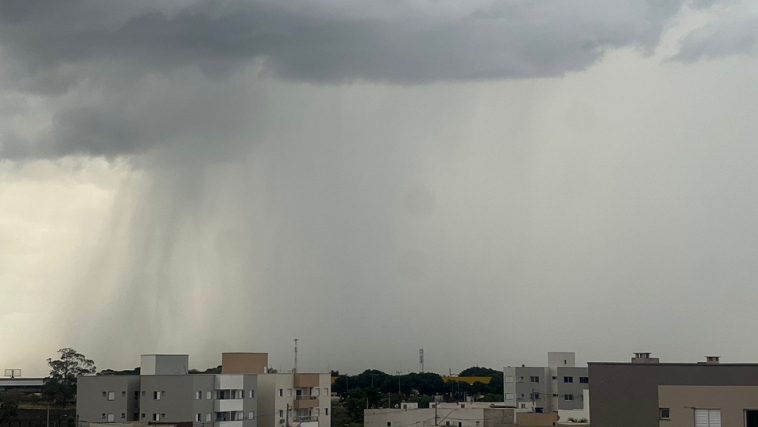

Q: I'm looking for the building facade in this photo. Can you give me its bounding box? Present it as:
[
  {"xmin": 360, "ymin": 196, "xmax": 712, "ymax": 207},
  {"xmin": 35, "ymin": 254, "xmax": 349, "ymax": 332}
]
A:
[
  {"xmin": 77, "ymin": 353, "xmax": 330, "ymax": 427},
  {"xmin": 589, "ymin": 353, "xmax": 758, "ymax": 427},
  {"xmin": 256, "ymin": 373, "xmax": 331, "ymax": 427},
  {"xmin": 504, "ymin": 353, "xmax": 589, "ymax": 413}
]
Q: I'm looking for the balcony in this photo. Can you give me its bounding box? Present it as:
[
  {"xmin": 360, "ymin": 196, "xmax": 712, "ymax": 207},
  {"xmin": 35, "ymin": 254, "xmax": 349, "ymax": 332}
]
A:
[
  {"xmin": 293, "ymin": 397, "xmax": 318, "ymax": 409},
  {"xmin": 293, "ymin": 415, "xmax": 318, "ymax": 423},
  {"xmin": 214, "ymin": 422, "xmax": 243, "ymax": 427},
  {"xmin": 215, "ymin": 399, "xmax": 244, "ymax": 412}
]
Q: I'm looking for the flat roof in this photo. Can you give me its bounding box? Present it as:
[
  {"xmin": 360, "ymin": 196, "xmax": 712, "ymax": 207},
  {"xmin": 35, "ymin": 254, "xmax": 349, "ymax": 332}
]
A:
[{"xmin": 589, "ymin": 362, "xmax": 758, "ymax": 366}]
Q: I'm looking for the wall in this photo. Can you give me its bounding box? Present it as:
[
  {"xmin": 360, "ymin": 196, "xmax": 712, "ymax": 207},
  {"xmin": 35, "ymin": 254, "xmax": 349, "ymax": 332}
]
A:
[
  {"xmin": 658, "ymin": 385, "xmax": 758, "ymax": 427},
  {"xmin": 514, "ymin": 412, "xmax": 558, "ymax": 426},
  {"xmin": 555, "ymin": 368, "xmax": 588, "ymax": 410},
  {"xmin": 222, "ymin": 354, "xmax": 269, "ymax": 375},
  {"xmin": 514, "ymin": 368, "xmax": 550, "ymax": 411},
  {"xmin": 365, "ymin": 408, "xmax": 516, "ymax": 427},
  {"xmin": 140, "ymin": 355, "xmax": 189, "ymax": 376},
  {"xmin": 76, "ymin": 376, "xmax": 140, "ymax": 423},
  {"xmin": 557, "ymin": 390, "xmax": 589, "ymax": 425}
]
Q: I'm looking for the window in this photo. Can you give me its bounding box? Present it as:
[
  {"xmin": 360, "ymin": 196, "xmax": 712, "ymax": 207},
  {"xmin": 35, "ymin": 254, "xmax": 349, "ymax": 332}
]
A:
[
  {"xmin": 563, "ymin": 376, "xmax": 573, "ymax": 383},
  {"xmin": 141, "ymin": 391, "xmax": 146, "ymax": 397},
  {"xmin": 476, "ymin": 422, "xmax": 480, "ymax": 426},
  {"xmin": 121, "ymin": 391, "xmax": 126, "ymax": 397},
  {"xmin": 101, "ymin": 414, "xmax": 106, "ymax": 419},
  {"xmin": 196, "ymin": 414, "xmax": 202, "ymax": 422},
  {"xmin": 287, "ymin": 388, "xmax": 292, "ymax": 396},
  {"xmin": 107, "ymin": 414, "xmax": 114, "ymax": 423},
  {"xmin": 102, "ymin": 392, "xmax": 106, "ymax": 397},
  {"xmin": 579, "ymin": 377, "xmax": 589, "ymax": 384},
  {"xmin": 279, "ymin": 410, "xmax": 284, "ymax": 418},
  {"xmin": 108, "ymin": 391, "xmax": 115, "ymax": 401},
  {"xmin": 140, "ymin": 414, "xmax": 145, "ymax": 419},
  {"xmin": 694, "ymin": 409, "xmax": 720, "ymax": 427},
  {"xmin": 279, "ymin": 389, "xmax": 283, "ymax": 397},
  {"xmin": 564, "ymin": 394, "xmax": 573, "ymax": 401},
  {"xmin": 314, "ymin": 388, "xmax": 320, "ymax": 396},
  {"xmin": 134, "ymin": 391, "xmax": 139, "ymax": 398},
  {"xmin": 206, "ymin": 391, "xmax": 212, "ymax": 400},
  {"xmin": 324, "ymin": 388, "xmax": 329, "ymax": 395},
  {"xmin": 206, "ymin": 414, "xmax": 212, "ymax": 422},
  {"xmin": 387, "ymin": 423, "xmax": 392, "ymax": 426},
  {"xmin": 552, "ymin": 376, "xmax": 557, "ymax": 380},
  {"xmin": 196, "ymin": 391, "xmax": 202, "ymax": 400},
  {"xmin": 161, "ymin": 414, "xmax": 166, "ymax": 419},
  {"xmin": 530, "ymin": 376, "xmax": 539, "ymax": 383},
  {"xmin": 121, "ymin": 413, "xmax": 125, "ymax": 419},
  {"xmin": 314, "ymin": 408, "xmax": 319, "ymax": 416},
  {"xmin": 153, "ymin": 414, "xmax": 159, "ymax": 421},
  {"xmin": 325, "ymin": 408, "xmax": 329, "ymax": 416},
  {"xmin": 659, "ymin": 408, "xmax": 670, "ymax": 420},
  {"xmin": 505, "ymin": 376, "xmax": 513, "ymax": 383},
  {"xmin": 248, "ymin": 412, "xmax": 255, "ymax": 420},
  {"xmin": 458, "ymin": 423, "xmax": 462, "ymax": 427},
  {"xmin": 133, "ymin": 414, "xmax": 139, "ymax": 420},
  {"xmin": 249, "ymin": 390, "xmax": 255, "ymax": 398},
  {"xmin": 532, "ymin": 393, "xmax": 540, "ymax": 400},
  {"xmin": 153, "ymin": 391, "xmax": 161, "ymax": 400},
  {"xmin": 237, "ymin": 390, "xmax": 245, "ymax": 399}
]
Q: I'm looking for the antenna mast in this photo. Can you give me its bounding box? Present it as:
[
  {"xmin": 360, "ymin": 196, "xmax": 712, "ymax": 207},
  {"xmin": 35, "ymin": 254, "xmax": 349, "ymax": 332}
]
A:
[
  {"xmin": 293, "ymin": 338, "xmax": 298, "ymax": 373},
  {"xmin": 419, "ymin": 348, "xmax": 424, "ymax": 373}
]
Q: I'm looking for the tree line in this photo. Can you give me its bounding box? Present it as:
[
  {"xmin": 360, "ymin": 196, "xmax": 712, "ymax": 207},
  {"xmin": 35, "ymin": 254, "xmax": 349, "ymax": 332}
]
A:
[{"xmin": 330, "ymin": 367, "xmax": 505, "ymax": 426}]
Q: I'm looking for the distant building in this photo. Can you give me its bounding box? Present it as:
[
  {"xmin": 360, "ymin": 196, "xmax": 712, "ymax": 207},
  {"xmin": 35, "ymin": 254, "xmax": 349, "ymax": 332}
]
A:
[
  {"xmin": 364, "ymin": 403, "xmax": 557, "ymax": 427},
  {"xmin": 503, "ymin": 352, "xmax": 589, "ymax": 413},
  {"xmin": 0, "ymin": 377, "xmax": 45, "ymax": 393},
  {"xmin": 589, "ymin": 352, "xmax": 758, "ymax": 427},
  {"xmin": 76, "ymin": 353, "xmax": 330, "ymax": 427}
]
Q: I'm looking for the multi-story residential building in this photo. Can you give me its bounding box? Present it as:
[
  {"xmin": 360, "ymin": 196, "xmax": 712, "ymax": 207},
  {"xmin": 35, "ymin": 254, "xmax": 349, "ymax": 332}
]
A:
[
  {"xmin": 256, "ymin": 373, "xmax": 331, "ymax": 427},
  {"xmin": 504, "ymin": 352, "xmax": 589, "ymax": 413},
  {"xmin": 77, "ymin": 352, "xmax": 330, "ymax": 427},
  {"xmin": 589, "ymin": 352, "xmax": 758, "ymax": 427}
]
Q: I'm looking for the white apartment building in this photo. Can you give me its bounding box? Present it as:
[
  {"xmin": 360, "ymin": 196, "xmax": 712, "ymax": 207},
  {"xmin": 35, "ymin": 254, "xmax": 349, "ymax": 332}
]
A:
[
  {"xmin": 503, "ymin": 352, "xmax": 588, "ymax": 414},
  {"xmin": 77, "ymin": 353, "xmax": 330, "ymax": 427}
]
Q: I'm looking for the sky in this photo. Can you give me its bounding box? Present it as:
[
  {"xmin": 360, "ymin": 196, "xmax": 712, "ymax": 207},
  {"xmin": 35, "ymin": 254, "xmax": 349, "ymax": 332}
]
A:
[{"xmin": 2, "ymin": 0, "xmax": 758, "ymax": 378}]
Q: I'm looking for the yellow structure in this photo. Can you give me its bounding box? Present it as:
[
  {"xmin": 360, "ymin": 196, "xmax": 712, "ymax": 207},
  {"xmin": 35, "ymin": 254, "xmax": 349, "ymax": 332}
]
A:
[{"xmin": 441, "ymin": 376, "xmax": 492, "ymax": 385}]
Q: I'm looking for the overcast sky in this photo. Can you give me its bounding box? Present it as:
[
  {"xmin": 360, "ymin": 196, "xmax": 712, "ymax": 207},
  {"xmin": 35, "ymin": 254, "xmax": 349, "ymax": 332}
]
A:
[{"xmin": 2, "ymin": 0, "xmax": 758, "ymax": 377}]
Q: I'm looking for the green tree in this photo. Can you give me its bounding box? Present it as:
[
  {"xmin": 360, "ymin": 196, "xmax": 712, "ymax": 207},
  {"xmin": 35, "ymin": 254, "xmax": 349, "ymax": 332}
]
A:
[
  {"xmin": 0, "ymin": 393, "xmax": 19, "ymax": 425},
  {"xmin": 44, "ymin": 348, "xmax": 96, "ymax": 407}
]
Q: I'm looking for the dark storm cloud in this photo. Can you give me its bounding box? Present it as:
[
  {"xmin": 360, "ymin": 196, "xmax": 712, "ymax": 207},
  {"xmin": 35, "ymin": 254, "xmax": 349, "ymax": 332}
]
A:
[
  {"xmin": 0, "ymin": 0, "xmax": 707, "ymax": 158},
  {"xmin": 0, "ymin": 0, "xmax": 688, "ymax": 87}
]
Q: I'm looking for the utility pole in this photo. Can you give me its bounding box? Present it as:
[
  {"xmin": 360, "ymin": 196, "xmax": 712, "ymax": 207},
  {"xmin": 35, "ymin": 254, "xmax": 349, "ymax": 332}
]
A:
[{"xmin": 434, "ymin": 395, "xmax": 439, "ymax": 426}]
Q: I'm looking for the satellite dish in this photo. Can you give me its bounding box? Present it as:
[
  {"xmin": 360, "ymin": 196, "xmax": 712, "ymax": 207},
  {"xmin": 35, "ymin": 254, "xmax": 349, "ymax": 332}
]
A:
[{"xmin": 4, "ymin": 369, "xmax": 21, "ymax": 378}]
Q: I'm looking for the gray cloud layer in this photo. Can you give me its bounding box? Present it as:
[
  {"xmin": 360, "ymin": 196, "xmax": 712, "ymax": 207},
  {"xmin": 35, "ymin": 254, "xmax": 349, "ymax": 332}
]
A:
[{"xmin": 0, "ymin": 0, "xmax": 720, "ymax": 158}]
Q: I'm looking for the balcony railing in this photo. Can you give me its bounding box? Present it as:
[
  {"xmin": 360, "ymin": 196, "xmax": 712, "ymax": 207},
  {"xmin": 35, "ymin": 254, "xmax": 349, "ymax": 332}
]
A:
[
  {"xmin": 293, "ymin": 415, "xmax": 319, "ymax": 422},
  {"xmin": 295, "ymin": 395, "xmax": 318, "ymax": 400}
]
